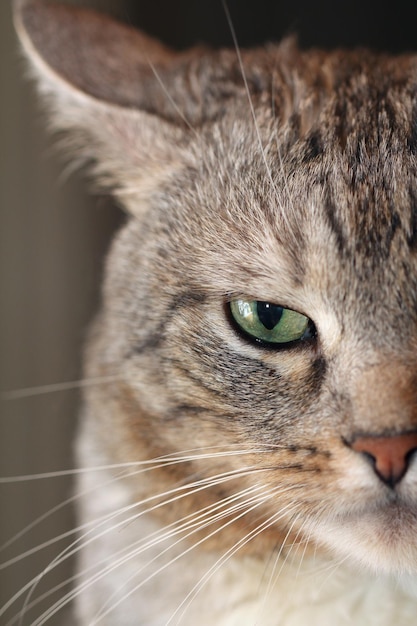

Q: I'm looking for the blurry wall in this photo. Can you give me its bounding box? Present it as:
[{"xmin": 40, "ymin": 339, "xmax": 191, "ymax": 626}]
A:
[
  {"xmin": 2, "ymin": 0, "xmax": 417, "ymax": 623},
  {"xmin": 0, "ymin": 1, "xmax": 126, "ymax": 621}
]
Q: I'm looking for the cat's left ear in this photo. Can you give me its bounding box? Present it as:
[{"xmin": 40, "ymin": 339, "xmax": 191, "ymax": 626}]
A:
[{"xmin": 13, "ymin": 0, "xmax": 197, "ymax": 212}]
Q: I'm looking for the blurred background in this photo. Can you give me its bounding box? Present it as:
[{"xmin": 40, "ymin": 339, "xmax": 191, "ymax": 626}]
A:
[{"xmin": 2, "ymin": 0, "xmax": 417, "ymax": 622}]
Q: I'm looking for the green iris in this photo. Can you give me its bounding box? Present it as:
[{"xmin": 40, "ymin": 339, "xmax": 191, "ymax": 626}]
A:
[{"xmin": 230, "ymin": 299, "xmax": 311, "ymax": 346}]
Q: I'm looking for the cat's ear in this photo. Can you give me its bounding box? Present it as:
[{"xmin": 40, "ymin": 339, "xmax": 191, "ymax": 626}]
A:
[{"xmin": 13, "ymin": 0, "xmax": 194, "ymax": 211}]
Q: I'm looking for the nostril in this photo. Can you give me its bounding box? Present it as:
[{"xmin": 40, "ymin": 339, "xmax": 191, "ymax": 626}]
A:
[{"xmin": 349, "ymin": 431, "xmax": 417, "ymax": 488}]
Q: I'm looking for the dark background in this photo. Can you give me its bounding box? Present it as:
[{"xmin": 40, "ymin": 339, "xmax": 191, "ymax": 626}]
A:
[
  {"xmin": 115, "ymin": 0, "xmax": 417, "ymax": 51},
  {"xmin": 1, "ymin": 0, "xmax": 417, "ymax": 622}
]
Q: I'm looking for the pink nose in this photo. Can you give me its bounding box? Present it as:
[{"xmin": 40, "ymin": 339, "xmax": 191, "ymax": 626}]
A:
[{"xmin": 350, "ymin": 432, "xmax": 417, "ymax": 487}]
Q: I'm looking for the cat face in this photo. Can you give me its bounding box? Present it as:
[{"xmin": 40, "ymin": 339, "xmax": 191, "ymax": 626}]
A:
[
  {"xmin": 14, "ymin": 0, "xmax": 417, "ymax": 586},
  {"xmin": 98, "ymin": 88, "xmax": 417, "ymax": 572}
]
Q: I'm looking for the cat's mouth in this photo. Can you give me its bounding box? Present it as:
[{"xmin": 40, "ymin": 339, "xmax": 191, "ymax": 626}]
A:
[
  {"xmin": 311, "ymin": 495, "xmax": 417, "ymax": 573},
  {"xmin": 335, "ymin": 485, "xmax": 417, "ymax": 531},
  {"xmin": 350, "ymin": 495, "xmax": 417, "ymax": 523}
]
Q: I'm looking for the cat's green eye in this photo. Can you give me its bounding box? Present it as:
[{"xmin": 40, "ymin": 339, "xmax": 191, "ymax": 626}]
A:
[{"xmin": 229, "ymin": 299, "xmax": 313, "ymax": 346}]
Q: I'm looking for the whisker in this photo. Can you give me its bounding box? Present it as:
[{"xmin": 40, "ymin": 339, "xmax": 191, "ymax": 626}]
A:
[
  {"xmin": 1, "ymin": 446, "xmax": 275, "ymax": 563},
  {"xmin": 145, "ymin": 57, "xmax": 196, "ymax": 134},
  {"xmin": 1, "ymin": 375, "xmax": 123, "ymax": 401},
  {"xmin": 92, "ymin": 484, "xmax": 299, "ymax": 626},
  {"xmin": 0, "ymin": 444, "xmax": 277, "ymax": 484},
  {"xmin": 66, "ymin": 466, "xmax": 265, "ymax": 561},
  {"xmin": 257, "ymin": 512, "xmax": 307, "ymax": 618},
  {"xmin": 88, "ymin": 487, "xmax": 266, "ymax": 622},
  {"xmin": 117, "ymin": 44, "xmax": 223, "ymax": 204},
  {"xmin": 294, "ymin": 525, "xmax": 313, "ymax": 578},
  {"xmin": 270, "ymin": 72, "xmax": 297, "ymax": 220},
  {"xmin": 21, "ymin": 483, "xmax": 265, "ymax": 625},
  {"xmin": 5, "ymin": 578, "xmax": 72, "ymax": 626},
  {"xmin": 2, "ymin": 525, "xmax": 80, "ymax": 573},
  {"xmin": 169, "ymin": 488, "xmax": 303, "ymax": 625},
  {"xmin": 221, "ymin": 1, "xmax": 292, "ymax": 233},
  {"xmin": 6, "ymin": 484, "xmax": 263, "ymax": 625},
  {"xmin": 89, "ymin": 485, "xmax": 279, "ymax": 626},
  {"xmin": 1, "ymin": 447, "xmax": 280, "ymax": 567},
  {"xmin": 314, "ymin": 551, "xmax": 351, "ymax": 593},
  {"xmin": 0, "ymin": 465, "xmax": 141, "ymax": 565},
  {"xmin": 3, "ymin": 466, "xmax": 265, "ymax": 622}
]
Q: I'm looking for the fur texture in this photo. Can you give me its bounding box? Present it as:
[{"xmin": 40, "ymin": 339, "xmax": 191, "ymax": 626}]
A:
[{"xmin": 11, "ymin": 0, "xmax": 417, "ymax": 623}]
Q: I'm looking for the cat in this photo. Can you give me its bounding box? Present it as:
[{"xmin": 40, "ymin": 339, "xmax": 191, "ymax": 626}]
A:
[{"xmin": 8, "ymin": 0, "xmax": 417, "ymax": 623}]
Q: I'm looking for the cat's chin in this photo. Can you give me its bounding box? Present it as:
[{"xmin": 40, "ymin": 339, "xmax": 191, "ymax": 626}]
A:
[{"xmin": 309, "ymin": 504, "xmax": 417, "ymax": 575}]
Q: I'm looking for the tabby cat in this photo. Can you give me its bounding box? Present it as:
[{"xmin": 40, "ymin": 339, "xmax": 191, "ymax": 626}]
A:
[{"xmin": 9, "ymin": 0, "xmax": 417, "ymax": 623}]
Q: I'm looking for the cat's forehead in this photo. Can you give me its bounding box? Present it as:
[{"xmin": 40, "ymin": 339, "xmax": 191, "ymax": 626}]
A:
[
  {"xmin": 191, "ymin": 46, "xmax": 417, "ymax": 262},
  {"xmin": 151, "ymin": 48, "xmax": 417, "ymax": 337},
  {"xmin": 186, "ymin": 45, "xmax": 417, "ymax": 206}
]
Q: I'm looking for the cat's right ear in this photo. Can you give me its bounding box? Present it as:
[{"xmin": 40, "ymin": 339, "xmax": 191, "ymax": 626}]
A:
[{"xmin": 13, "ymin": 0, "xmax": 194, "ymax": 211}]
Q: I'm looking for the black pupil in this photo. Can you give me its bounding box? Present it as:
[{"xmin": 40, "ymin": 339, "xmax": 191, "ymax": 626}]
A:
[{"xmin": 256, "ymin": 302, "xmax": 283, "ymax": 330}]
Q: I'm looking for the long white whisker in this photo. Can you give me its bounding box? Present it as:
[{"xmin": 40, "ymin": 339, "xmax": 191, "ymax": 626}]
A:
[
  {"xmin": 0, "ymin": 465, "xmax": 142, "ymax": 566},
  {"xmin": 1, "ymin": 446, "xmax": 271, "ymax": 561},
  {"xmin": 221, "ymin": 1, "xmax": 292, "ymax": 232},
  {"xmin": 3, "ymin": 465, "xmax": 265, "ymax": 621},
  {"xmin": 90, "ymin": 484, "xmax": 267, "ymax": 623},
  {"xmin": 294, "ymin": 525, "xmax": 313, "ymax": 577},
  {"xmin": 89, "ymin": 484, "xmax": 264, "ymax": 575},
  {"xmin": 0, "ymin": 445, "xmax": 276, "ymax": 485},
  {"xmin": 2, "ymin": 446, "xmax": 279, "ymax": 571},
  {"xmin": 1, "ymin": 375, "xmax": 122, "ymax": 401},
  {"xmin": 257, "ymin": 512, "xmax": 306, "ymax": 619},
  {"xmin": 25, "ymin": 482, "xmax": 268, "ymax": 625},
  {"xmin": 314, "ymin": 551, "xmax": 352, "ymax": 594},
  {"xmin": 6, "ymin": 484, "xmax": 263, "ymax": 625},
  {"xmin": 271, "ymin": 71, "xmax": 298, "ymax": 220},
  {"xmin": 169, "ymin": 489, "xmax": 303, "ymax": 625},
  {"xmin": 5, "ymin": 577, "xmax": 72, "ymax": 626},
  {"xmin": 89, "ymin": 485, "xmax": 280, "ymax": 626},
  {"xmin": 144, "ymin": 57, "xmax": 195, "ymax": 134}
]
